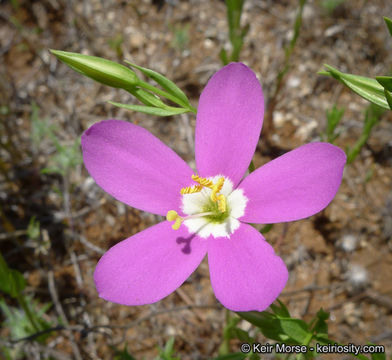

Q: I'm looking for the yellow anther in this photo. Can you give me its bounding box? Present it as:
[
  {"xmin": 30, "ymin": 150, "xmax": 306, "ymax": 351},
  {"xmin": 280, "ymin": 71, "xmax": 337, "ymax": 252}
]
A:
[
  {"xmin": 191, "ymin": 175, "xmax": 214, "ymax": 188},
  {"xmin": 172, "ymin": 217, "xmax": 182, "ymax": 230},
  {"xmin": 181, "ymin": 175, "xmax": 227, "ymax": 214},
  {"xmin": 166, "ymin": 210, "xmax": 178, "ymax": 222},
  {"xmin": 211, "ymin": 177, "xmax": 225, "ymax": 202},
  {"xmin": 180, "ymin": 185, "xmax": 203, "ymax": 194},
  {"xmin": 166, "ymin": 210, "xmax": 184, "ymax": 230}
]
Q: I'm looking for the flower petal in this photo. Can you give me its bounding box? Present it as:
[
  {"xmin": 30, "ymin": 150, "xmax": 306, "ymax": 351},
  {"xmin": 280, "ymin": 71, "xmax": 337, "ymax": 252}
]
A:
[
  {"xmin": 94, "ymin": 221, "xmax": 207, "ymax": 305},
  {"xmin": 195, "ymin": 63, "xmax": 264, "ymax": 186},
  {"xmin": 82, "ymin": 119, "xmax": 193, "ymax": 215},
  {"xmin": 208, "ymin": 224, "xmax": 288, "ymax": 311},
  {"xmin": 239, "ymin": 142, "xmax": 346, "ymax": 223}
]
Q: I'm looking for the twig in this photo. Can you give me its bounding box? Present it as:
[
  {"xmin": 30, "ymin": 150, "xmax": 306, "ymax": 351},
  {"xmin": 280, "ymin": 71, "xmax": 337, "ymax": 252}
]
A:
[
  {"xmin": 0, "ymin": 229, "xmax": 27, "ymax": 241},
  {"xmin": 48, "ymin": 270, "xmax": 83, "ymax": 360},
  {"xmin": 6, "ymin": 304, "xmax": 221, "ymax": 343}
]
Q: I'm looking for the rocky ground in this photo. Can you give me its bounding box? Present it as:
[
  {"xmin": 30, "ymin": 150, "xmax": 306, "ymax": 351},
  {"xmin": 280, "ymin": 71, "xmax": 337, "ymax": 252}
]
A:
[{"xmin": 0, "ymin": 0, "xmax": 391, "ymax": 359}]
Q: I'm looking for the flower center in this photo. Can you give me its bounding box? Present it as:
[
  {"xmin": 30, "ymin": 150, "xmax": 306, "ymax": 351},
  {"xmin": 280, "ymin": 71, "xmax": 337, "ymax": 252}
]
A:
[{"xmin": 166, "ymin": 174, "xmax": 248, "ymax": 239}]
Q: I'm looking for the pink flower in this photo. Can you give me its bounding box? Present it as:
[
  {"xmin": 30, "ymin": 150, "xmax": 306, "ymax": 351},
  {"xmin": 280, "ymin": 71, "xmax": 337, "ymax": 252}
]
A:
[{"xmin": 82, "ymin": 63, "xmax": 346, "ymax": 311}]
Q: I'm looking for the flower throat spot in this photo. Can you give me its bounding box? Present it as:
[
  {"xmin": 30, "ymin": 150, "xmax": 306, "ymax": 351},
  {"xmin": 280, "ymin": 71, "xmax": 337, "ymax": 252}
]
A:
[{"xmin": 166, "ymin": 175, "xmax": 228, "ymax": 230}]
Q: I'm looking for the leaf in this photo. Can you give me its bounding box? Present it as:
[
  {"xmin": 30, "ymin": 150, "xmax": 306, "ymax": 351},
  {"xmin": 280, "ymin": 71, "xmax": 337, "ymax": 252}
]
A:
[
  {"xmin": 278, "ymin": 318, "xmax": 311, "ymax": 344},
  {"xmin": 270, "ymin": 299, "xmax": 290, "ymax": 318},
  {"xmin": 112, "ymin": 344, "xmax": 137, "ymax": 360},
  {"xmin": 370, "ymin": 349, "xmax": 386, "ymax": 360},
  {"xmin": 384, "ymin": 89, "xmax": 392, "ymax": 110},
  {"xmin": 0, "ymin": 253, "xmax": 26, "ymax": 298},
  {"xmin": 236, "ymin": 311, "xmax": 290, "ymax": 343},
  {"xmin": 231, "ymin": 327, "xmax": 252, "ymax": 343},
  {"xmin": 311, "ymin": 309, "xmax": 329, "ymax": 337},
  {"xmin": 321, "ymin": 64, "xmax": 390, "ymax": 109},
  {"xmin": 376, "ymin": 76, "xmax": 392, "ymax": 92},
  {"xmin": 109, "ymin": 101, "xmax": 189, "ymax": 116},
  {"xmin": 237, "ymin": 311, "xmax": 312, "ymax": 345},
  {"xmin": 125, "ymin": 61, "xmax": 190, "ymax": 107},
  {"xmin": 384, "ymin": 17, "xmax": 392, "ymax": 37},
  {"xmin": 50, "ymin": 50, "xmax": 139, "ymax": 89}
]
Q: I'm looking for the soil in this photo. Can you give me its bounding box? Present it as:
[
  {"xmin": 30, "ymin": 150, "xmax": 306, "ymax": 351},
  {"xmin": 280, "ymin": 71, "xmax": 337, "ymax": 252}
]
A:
[{"xmin": 0, "ymin": 0, "xmax": 391, "ymax": 359}]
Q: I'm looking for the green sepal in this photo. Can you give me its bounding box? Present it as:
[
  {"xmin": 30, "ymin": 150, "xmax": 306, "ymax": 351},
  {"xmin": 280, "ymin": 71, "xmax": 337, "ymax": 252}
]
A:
[
  {"xmin": 50, "ymin": 49, "xmax": 139, "ymax": 89},
  {"xmin": 125, "ymin": 61, "xmax": 191, "ymax": 108},
  {"xmin": 376, "ymin": 76, "xmax": 392, "ymax": 92},
  {"xmin": 109, "ymin": 101, "xmax": 189, "ymax": 116},
  {"xmin": 384, "ymin": 17, "xmax": 392, "ymax": 37},
  {"xmin": 321, "ymin": 64, "xmax": 390, "ymax": 109},
  {"xmin": 385, "ymin": 88, "xmax": 392, "ymax": 110},
  {"xmin": 129, "ymin": 87, "xmax": 169, "ymax": 108},
  {"xmin": 0, "ymin": 253, "xmax": 26, "ymax": 298}
]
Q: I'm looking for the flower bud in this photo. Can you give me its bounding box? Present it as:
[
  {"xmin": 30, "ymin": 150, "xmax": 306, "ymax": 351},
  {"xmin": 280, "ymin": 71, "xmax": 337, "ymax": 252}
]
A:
[{"xmin": 50, "ymin": 49, "xmax": 139, "ymax": 89}]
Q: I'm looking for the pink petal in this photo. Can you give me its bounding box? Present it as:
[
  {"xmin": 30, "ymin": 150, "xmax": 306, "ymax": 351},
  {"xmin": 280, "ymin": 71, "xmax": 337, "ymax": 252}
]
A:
[
  {"xmin": 94, "ymin": 221, "xmax": 207, "ymax": 305},
  {"xmin": 208, "ymin": 224, "xmax": 288, "ymax": 311},
  {"xmin": 195, "ymin": 63, "xmax": 264, "ymax": 186},
  {"xmin": 239, "ymin": 142, "xmax": 346, "ymax": 223},
  {"xmin": 82, "ymin": 120, "xmax": 193, "ymax": 216}
]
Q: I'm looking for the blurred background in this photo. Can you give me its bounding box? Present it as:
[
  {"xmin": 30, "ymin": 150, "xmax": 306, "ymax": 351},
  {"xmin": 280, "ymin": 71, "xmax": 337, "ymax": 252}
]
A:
[{"xmin": 0, "ymin": 0, "xmax": 391, "ymax": 358}]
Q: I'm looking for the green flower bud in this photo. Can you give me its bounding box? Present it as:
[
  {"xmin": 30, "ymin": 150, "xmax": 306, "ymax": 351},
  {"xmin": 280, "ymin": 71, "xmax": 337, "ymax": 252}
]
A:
[{"xmin": 50, "ymin": 49, "xmax": 139, "ymax": 89}]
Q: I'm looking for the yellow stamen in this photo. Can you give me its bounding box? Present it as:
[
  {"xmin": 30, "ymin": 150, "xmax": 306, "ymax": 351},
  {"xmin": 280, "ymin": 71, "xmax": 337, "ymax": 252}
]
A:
[
  {"xmin": 166, "ymin": 210, "xmax": 184, "ymax": 230},
  {"xmin": 179, "ymin": 175, "xmax": 228, "ymax": 216},
  {"xmin": 211, "ymin": 177, "xmax": 224, "ymax": 202},
  {"xmin": 166, "ymin": 210, "xmax": 178, "ymax": 222},
  {"xmin": 180, "ymin": 185, "xmax": 203, "ymax": 194},
  {"xmin": 172, "ymin": 217, "xmax": 182, "ymax": 230},
  {"xmin": 191, "ymin": 175, "xmax": 214, "ymax": 188}
]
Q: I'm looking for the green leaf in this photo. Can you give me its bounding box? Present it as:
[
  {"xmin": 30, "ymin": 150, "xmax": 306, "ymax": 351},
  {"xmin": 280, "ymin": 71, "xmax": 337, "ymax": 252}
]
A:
[
  {"xmin": 384, "ymin": 17, "xmax": 392, "ymax": 37},
  {"xmin": 311, "ymin": 309, "xmax": 329, "ymax": 337},
  {"xmin": 270, "ymin": 299, "xmax": 290, "ymax": 318},
  {"xmin": 109, "ymin": 101, "xmax": 189, "ymax": 116},
  {"xmin": 50, "ymin": 50, "xmax": 139, "ymax": 89},
  {"xmin": 220, "ymin": 48, "xmax": 229, "ymax": 66},
  {"xmin": 322, "ymin": 64, "xmax": 390, "ymax": 109},
  {"xmin": 376, "ymin": 76, "xmax": 392, "ymax": 92},
  {"xmin": 236, "ymin": 311, "xmax": 290, "ymax": 343},
  {"xmin": 112, "ymin": 344, "xmax": 137, "ymax": 360},
  {"xmin": 0, "ymin": 253, "xmax": 26, "ymax": 298},
  {"xmin": 231, "ymin": 327, "xmax": 252, "ymax": 343},
  {"xmin": 237, "ymin": 311, "xmax": 312, "ymax": 345},
  {"xmin": 370, "ymin": 348, "xmax": 386, "ymax": 360},
  {"xmin": 385, "ymin": 89, "xmax": 392, "ymax": 110},
  {"xmin": 279, "ymin": 318, "xmax": 311, "ymax": 344},
  {"xmin": 260, "ymin": 223, "xmax": 273, "ymax": 234},
  {"xmin": 325, "ymin": 105, "xmax": 344, "ymax": 143},
  {"xmin": 346, "ymin": 103, "xmax": 384, "ymax": 164},
  {"xmin": 125, "ymin": 61, "xmax": 191, "ymax": 107}
]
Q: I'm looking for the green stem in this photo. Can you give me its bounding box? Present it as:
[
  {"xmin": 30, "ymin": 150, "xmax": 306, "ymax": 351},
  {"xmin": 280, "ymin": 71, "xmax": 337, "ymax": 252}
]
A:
[{"xmin": 296, "ymin": 332, "xmax": 313, "ymax": 360}]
